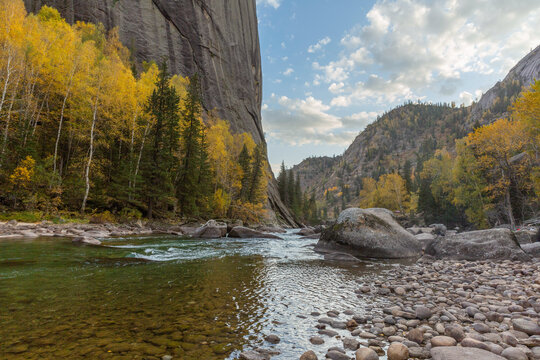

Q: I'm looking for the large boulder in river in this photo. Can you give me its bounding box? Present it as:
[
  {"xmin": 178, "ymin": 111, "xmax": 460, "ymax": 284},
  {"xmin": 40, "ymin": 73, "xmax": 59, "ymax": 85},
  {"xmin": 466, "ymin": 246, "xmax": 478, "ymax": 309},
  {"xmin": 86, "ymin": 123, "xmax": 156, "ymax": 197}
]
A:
[
  {"xmin": 316, "ymin": 208, "xmax": 422, "ymax": 259},
  {"xmin": 229, "ymin": 226, "xmax": 282, "ymax": 239},
  {"xmin": 193, "ymin": 220, "xmax": 227, "ymax": 239},
  {"xmin": 424, "ymin": 228, "xmax": 530, "ymax": 261}
]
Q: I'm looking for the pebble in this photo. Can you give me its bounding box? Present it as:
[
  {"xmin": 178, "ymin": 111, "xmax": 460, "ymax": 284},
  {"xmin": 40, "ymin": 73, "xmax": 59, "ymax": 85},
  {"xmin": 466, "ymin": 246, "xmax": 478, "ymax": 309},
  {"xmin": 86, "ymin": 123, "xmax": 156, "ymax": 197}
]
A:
[
  {"xmin": 300, "ymin": 350, "xmax": 318, "ymax": 360},
  {"xmin": 387, "ymin": 343, "xmax": 409, "ymax": 360},
  {"xmin": 355, "ymin": 348, "xmax": 379, "ymax": 360}
]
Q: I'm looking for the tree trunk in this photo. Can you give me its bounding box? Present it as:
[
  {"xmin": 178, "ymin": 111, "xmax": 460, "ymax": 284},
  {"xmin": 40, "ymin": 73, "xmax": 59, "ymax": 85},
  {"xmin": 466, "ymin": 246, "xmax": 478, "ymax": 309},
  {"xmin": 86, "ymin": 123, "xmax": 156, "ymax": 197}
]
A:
[
  {"xmin": 53, "ymin": 75, "xmax": 74, "ymax": 174},
  {"xmin": 132, "ymin": 122, "xmax": 150, "ymax": 191},
  {"xmin": 505, "ymin": 186, "xmax": 516, "ymax": 230},
  {"xmin": 0, "ymin": 53, "xmax": 13, "ymax": 114},
  {"xmin": 81, "ymin": 95, "xmax": 99, "ymax": 214},
  {"xmin": 0, "ymin": 76, "xmax": 20, "ymax": 168}
]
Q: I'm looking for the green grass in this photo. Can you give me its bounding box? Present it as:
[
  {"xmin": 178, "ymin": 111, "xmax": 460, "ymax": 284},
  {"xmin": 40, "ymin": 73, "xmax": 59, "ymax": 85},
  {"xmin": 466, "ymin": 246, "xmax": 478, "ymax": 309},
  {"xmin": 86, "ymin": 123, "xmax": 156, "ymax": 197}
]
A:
[{"xmin": 0, "ymin": 211, "xmax": 89, "ymax": 224}]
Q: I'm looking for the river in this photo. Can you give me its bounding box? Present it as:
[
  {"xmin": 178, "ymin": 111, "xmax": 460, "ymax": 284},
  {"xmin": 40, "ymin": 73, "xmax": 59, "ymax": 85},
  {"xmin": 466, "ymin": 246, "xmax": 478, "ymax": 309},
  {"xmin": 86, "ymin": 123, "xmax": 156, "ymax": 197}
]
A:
[{"xmin": 0, "ymin": 230, "xmax": 401, "ymax": 359}]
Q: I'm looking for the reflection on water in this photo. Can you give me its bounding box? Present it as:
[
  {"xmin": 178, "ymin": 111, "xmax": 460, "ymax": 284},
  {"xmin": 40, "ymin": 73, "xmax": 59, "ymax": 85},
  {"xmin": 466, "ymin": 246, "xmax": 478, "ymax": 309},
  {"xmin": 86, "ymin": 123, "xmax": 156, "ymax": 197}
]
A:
[{"xmin": 0, "ymin": 231, "xmax": 399, "ymax": 359}]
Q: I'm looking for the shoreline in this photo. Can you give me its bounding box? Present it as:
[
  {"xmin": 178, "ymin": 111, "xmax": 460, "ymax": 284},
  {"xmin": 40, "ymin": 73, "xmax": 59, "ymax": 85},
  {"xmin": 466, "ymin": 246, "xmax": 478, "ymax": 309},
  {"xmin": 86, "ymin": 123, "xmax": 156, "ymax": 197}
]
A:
[{"xmin": 287, "ymin": 257, "xmax": 540, "ymax": 360}]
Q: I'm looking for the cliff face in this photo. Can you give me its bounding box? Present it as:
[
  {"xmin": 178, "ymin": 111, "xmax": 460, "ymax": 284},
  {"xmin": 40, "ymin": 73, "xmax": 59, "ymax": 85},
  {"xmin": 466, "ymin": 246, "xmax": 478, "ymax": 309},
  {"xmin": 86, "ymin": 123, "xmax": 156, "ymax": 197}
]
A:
[
  {"xmin": 24, "ymin": 0, "xmax": 297, "ymax": 225},
  {"xmin": 471, "ymin": 45, "xmax": 540, "ymax": 123}
]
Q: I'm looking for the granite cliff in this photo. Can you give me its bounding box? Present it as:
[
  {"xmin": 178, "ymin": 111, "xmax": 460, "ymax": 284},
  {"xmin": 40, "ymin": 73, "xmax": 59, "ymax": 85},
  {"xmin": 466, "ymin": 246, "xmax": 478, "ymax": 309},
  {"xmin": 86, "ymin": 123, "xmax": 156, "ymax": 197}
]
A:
[{"xmin": 24, "ymin": 0, "xmax": 297, "ymax": 225}]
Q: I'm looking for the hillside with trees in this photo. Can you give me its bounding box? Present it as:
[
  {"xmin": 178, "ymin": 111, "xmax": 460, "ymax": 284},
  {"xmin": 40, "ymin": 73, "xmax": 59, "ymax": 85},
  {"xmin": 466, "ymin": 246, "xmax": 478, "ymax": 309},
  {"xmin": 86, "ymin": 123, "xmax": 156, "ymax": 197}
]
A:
[{"xmin": 292, "ymin": 47, "xmax": 540, "ymax": 228}]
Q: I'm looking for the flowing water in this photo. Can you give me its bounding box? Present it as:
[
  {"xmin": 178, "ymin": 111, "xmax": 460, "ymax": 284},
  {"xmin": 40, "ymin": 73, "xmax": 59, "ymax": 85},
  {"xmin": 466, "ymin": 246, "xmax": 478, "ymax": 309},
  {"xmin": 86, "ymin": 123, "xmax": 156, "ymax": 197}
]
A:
[{"xmin": 0, "ymin": 230, "xmax": 402, "ymax": 359}]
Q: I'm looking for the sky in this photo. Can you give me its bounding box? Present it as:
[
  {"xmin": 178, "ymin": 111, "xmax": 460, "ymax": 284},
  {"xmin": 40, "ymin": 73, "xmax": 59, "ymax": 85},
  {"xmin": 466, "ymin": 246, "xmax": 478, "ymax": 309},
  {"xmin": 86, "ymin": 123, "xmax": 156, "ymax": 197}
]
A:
[{"xmin": 255, "ymin": 0, "xmax": 540, "ymax": 174}]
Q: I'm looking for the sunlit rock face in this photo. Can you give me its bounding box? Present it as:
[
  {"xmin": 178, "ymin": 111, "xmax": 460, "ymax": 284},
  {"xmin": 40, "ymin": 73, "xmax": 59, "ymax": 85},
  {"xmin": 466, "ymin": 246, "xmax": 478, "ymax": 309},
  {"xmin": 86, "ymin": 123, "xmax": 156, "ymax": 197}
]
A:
[{"xmin": 24, "ymin": 0, "xmax": 297, "ymax": 225}]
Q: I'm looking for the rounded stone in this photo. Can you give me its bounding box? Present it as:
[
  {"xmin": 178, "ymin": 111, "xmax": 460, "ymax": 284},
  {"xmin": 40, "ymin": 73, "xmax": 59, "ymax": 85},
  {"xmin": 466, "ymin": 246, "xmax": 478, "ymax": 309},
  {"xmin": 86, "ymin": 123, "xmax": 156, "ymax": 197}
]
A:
[
  {"xmin": 500, "ymin": 347, "xmax": 528, "ymax": 360},
  {"xmin": 512, "ymin": 318, "xmax": 540, "ymax": 336},
  {"xmin": 395, "ymin": 287, "xmax": 406, "ymax": 295},
  {"xmin": 431, "ymin": 336, "xmax": 457, "ymax": 347},
  {"xmin": 415, "ymin": 306, "xmax": 432, "ymax": 320},
  {"xmin": 355, "ymin": 348, "xmax": 379, "ymax": 360},
  {"xmin": 310, "ymin": 336, "xmax": 324, "ymax": 345},
  {"xmin": 265, "ymin": 334, "xmax": 280, "ymax": 344},
  {"xmin": 461, "ymin": 337, "xmax": 490, "ymax": 351},
  {"xmin": 300, "ymin": 350, "xmax": 318, "ymax": 360},
  {"xmin": 387, "ymin": 343, "xmax": 409, "ymax": 360},
  {"xmin": 407, "ymin": 328, "xmax": 424, "ymax": 344}
]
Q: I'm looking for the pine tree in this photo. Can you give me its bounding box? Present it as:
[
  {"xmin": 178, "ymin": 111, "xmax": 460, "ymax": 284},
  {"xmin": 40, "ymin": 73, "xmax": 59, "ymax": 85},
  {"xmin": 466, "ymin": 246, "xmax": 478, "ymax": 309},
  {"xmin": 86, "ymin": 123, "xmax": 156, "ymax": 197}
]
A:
[
  {"xmin": 287, "ymin": 169, "xmax": 295, "ymax": 208},
  {"xmin": 141, "ymin": 61, "xmax": 180, "ymax": 218},
  {"xmin": 247, "ymin": 144, "xmax": 264, "ymax": 203},
  {"xmin": 402, "ymin": 159, "xmax": 413, "ymax": 192},
  {"xmin": 195, "ymin": 130, "xmax": 213, "ymax": 215},
  {"xmin": 238, "ymin": 144, "xmax": 251, "ymax": 200},
  {"xmin": 277, "ymin": 161, "xmax": 287, "ymax": 204},
  {"xmin": 177, "ymin": 73, "xmax": 204, "ymax": 216}
]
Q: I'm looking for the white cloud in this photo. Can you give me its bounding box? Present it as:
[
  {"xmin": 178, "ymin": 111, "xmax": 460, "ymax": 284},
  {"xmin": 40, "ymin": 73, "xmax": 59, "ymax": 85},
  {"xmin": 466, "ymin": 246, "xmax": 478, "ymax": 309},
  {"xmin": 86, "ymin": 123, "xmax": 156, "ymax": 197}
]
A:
[
  {"xmin": 283, "ymin": 68, "xmax": 294, "ymax": 76},
  {"xmin": 459, "ymin": 91, "xmax": 474, "ymax": 106},
  {"xmin": 257, "ymin": 0, "xmax": 281, "ymax": 9},
  {"xmin": 315, "ymin": 0, "xmax": 540, "ymax": 106},
  {"xmin": 308, "ymin": 37, "xmax": 331, "ymax": 53},
  {"xmin": 329, "ymin": 82, "xmax": 345, "ymax": 94},
  {"xmin": 262, "ymin": 97, "xmax": 379, "ymax": 146}
]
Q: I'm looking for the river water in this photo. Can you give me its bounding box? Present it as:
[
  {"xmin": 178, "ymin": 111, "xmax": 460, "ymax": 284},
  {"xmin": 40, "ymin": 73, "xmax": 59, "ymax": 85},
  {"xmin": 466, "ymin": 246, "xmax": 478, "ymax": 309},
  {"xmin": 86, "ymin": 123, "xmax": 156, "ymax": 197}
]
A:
[{"xmin": 0, "ymin": 230, "xmax": 401, "ymax": 359}]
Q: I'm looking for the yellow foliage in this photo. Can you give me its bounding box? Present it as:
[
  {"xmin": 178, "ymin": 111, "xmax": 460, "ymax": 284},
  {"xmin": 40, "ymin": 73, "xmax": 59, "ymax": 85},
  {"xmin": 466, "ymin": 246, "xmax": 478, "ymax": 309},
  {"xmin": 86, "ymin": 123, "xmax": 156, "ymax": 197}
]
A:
[
  {"xmin": 229, "ymin": 201, "xmax": 267, "ymax": 225},
  {"xmin": 359, "ymin": 173, "xmax": 411, "ymax": 213},
  {"xmin": 10, "ymin": 156, "xmax": 35, "ymax": 187},
  {"xmin": 212, "ymin": 188, "xmax": 230, "ymax": 218}
]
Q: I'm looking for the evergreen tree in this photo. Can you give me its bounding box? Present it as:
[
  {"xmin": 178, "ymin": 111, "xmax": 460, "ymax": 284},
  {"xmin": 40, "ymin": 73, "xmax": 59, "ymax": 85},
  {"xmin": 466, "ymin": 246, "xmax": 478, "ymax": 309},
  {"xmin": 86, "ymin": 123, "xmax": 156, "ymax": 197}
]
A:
[
  {"xmin": 141, "ymin": 62, "xmax": 180, "ymax": 218},
  {"xmin": 238, "ymin": 144, "xmax": 251, "ymax": 200},
  {"xmin": 247, "ymin": 144, "xmax": 264, "ymax": 203},
  {"xmin": 287, "ymin": 169, "xmax": 295, "ymax": 208},
  {"xmin": 277, "ymin": 161, "xmax": 287, "ymax": 204},
  {"xmin": 402, "ymin": 159, "xmax": 413, "ymax": 192},
  {"xmin": 195, "ymin": 131, "xmax": 213, "ymax": 215},
  {"xmin": 177, "ymin": 73, "xmax": 204, "ymax": 216}
]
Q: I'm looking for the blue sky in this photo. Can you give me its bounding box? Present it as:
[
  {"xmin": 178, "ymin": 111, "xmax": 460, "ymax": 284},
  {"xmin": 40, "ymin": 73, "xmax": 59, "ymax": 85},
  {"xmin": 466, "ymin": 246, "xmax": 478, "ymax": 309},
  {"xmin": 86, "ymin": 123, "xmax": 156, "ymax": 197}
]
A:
[{"xmin": 256, "ymin": 0, "xmax": 540, "ymax": 174}]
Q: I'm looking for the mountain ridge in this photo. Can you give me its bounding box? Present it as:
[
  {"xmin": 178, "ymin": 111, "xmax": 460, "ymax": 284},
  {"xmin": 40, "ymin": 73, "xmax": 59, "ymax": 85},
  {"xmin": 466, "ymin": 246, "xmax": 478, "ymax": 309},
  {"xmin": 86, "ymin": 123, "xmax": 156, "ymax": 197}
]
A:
[{"xmin": 292, "ymin": 45, "xmax": 540, "ymax": 218}]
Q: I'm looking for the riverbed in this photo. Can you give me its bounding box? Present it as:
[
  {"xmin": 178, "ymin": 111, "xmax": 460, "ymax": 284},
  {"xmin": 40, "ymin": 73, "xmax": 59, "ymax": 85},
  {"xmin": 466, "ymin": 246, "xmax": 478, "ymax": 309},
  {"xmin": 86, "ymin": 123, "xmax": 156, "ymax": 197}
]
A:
[{"xmin": 0, "ymin": 230, "xmax": 403, "ymax": 359}]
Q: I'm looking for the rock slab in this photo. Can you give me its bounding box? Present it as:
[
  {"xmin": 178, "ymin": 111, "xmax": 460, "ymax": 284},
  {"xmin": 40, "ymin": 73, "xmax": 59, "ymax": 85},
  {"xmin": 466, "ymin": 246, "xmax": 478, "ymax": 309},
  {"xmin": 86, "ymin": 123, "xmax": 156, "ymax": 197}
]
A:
[{"xmin": 424, "ymin": 228, "xmax": 530, "ymax": 261}]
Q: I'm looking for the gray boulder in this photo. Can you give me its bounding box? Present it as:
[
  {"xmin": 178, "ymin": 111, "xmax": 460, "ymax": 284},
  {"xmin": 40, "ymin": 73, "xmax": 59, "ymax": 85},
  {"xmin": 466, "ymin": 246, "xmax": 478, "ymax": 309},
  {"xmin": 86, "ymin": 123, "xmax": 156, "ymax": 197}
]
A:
[
  {"xmin": 521, "ymin": 242, "xmax": 540, "ymax": 257},
  {"xmin": 424, "ymin": 228, "xmax": 530, "ymax": 261},
  {"xmin": 514, "ymin": 230, "xmax": 535, "ymax": 244},
  {"xmin": 316, "ymin": 208, "xmax": 422, "ymax": 259},
  {"xmin": 431, "ymin": 347, "xmax": 505, "ymax": 360},
  {"xmin": 229, "ymin": 226, "xmax": 282, "ymax": 239},
  {"xmin": 193, "ymin": 220, "xmax": 227, "ymax": 239}
]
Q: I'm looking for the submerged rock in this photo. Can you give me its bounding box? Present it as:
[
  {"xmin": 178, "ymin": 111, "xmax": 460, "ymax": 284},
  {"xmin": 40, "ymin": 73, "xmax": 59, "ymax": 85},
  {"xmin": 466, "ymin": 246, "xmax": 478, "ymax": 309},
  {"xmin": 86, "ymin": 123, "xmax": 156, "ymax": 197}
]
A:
[
  {"xmin": 316, "ymin": 208, "xmax": 422, "ymax": 259},
  {"xmin": 424, "ymin": 228, "xmax": 530, "ymax": 261},
  {"xmin": 72, "ymin": 237, "xmax": 102, "ymax": 246},
  {"xmin": 228, "ymin": 226, "xmax": 282, "ymax": 239},
  {"xmin": 323, "ymin": 252, "xmax": 361, "ymax": 262}
]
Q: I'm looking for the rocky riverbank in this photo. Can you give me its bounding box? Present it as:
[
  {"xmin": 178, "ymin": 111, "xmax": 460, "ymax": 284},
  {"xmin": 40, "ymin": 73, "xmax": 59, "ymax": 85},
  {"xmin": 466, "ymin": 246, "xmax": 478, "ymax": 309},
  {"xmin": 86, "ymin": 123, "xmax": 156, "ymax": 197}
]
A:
[
  {"xmin": 241, "ymin": 258, "xmax": 540, "ymax": 360},
  {"xmin": 0, "ymin": 219, "xmax": 294, "ymax": 245}
]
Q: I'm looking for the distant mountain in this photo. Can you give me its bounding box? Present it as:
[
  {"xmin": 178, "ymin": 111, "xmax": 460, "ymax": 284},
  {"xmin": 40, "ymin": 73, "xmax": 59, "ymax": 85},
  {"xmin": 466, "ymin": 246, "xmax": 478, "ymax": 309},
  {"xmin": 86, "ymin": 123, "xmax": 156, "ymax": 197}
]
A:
[{"xmin": 292, "ymin": 45, "xmax": 540, "ymax": 218}]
